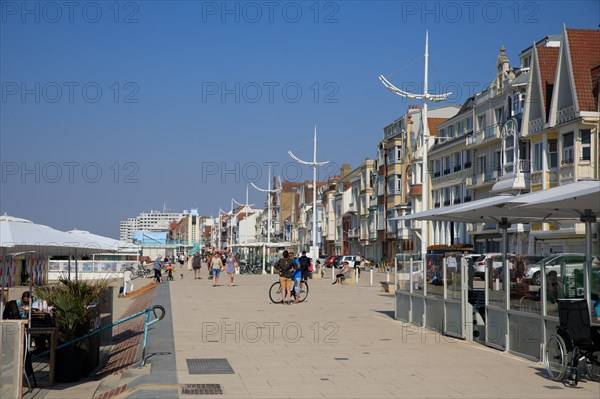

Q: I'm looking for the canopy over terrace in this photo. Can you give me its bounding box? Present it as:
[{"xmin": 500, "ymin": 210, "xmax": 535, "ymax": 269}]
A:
[
  {"xmin": 1, "ymin": 214, "xmax": 118, "ymax": 321},
  {"xmin": 395, "ymin": 180, "xmax": 599, "ymax": 312}
]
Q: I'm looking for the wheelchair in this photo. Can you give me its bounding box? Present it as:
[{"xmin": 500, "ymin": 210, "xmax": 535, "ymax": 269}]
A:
[{"xmin": 544, "ymin": 299, "xmax": 600, "ymax": 385}]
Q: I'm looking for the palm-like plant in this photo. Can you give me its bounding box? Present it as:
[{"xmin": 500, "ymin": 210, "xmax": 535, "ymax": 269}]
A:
[{"xmin": 35, "ymin": 277, "xmax": 110, "ymax": 344}]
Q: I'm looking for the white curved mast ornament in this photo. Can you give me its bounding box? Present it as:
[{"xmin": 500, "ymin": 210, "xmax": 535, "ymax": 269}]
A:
[
  {"xmin": 378, "ymin": 31, "xmax": 449, "ymax": 277},
  {"xmin": 288, "ymin": 126, "xmax": 330, "ymax": 260}
]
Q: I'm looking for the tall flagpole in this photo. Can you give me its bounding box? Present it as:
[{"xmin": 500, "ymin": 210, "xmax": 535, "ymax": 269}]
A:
[
  {"xmin": 289, "ymin": 126, "xmax": 330, "ymax": 260},
  {"xmin": 379, "ymin": 31, "xmax": 451, "ymax": 273}
]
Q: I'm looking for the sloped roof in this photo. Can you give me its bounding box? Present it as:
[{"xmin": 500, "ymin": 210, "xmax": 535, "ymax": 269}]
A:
[
  {"xmin": 566, "ymin": 29, "xmax": 600, "ymax": 112},
  {"xmin": 427, "ymin": 117, "xmax": 447, "ymax": 136},
  {"xmin": 537, "ymin": 45, "xmax": 559, "ymax": 120}
]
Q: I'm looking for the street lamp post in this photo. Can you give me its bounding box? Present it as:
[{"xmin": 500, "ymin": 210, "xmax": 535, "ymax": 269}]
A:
[
  {"xmin": 251, "ymin": 165, "xmax": 280, "ymax": 274},
  {"xmin": 232, "ymin": 186, "xmax": 254, "ymax": 245},
  {"xmin": 288, "ymin": 126, "xmax": 330, "ymax": 260},
  {"xmin": 379, "ymin": 31, "xmax": 451, "ymax": 272}
]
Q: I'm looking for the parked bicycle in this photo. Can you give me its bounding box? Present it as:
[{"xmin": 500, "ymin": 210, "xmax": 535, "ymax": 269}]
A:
[{"xmin": 269, "ymin": 279, "xmax": 309, "ymax": 304}]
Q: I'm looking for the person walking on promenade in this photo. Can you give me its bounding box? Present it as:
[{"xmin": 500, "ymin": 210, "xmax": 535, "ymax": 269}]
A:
[
  {"xmin": 192, "ymin": 252, "xmax": 202, "ymax": 279},
  {"xmin": 298, "ymin": 250, "xmax": 311, "ymax": 282},
  {"xmin": 225, "ymin": 253, "xmax": 236, "ymax": 286},
  {"xmin": 291, "ymin": 259, "xmax": 302, "ymax": 303},
  {"xmin": 211, "ymin": 252, "xmax": 224, "ymax": 287},
  {"xmin": 122, "ymin": 267, "xmax": 134, "ymax": 297},
  {"xmin": 333, "ymin": 261, "xmax": 350, "ymax": 285},
  {"xmin": 275, "ymin": 250, "xmax": 294, "ymax": 305},
  {"xmin": 153, "ymin": 255, "xmax": 164, "ymax": 284}
]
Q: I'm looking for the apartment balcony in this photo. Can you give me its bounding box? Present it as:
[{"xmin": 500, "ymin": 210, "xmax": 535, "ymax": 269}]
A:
[
  {"xmin": 528, "ymin": 117, "xmax": 544, "ymax": 135},
  {"xmin": 492, "ymin": 160, "xmax": 531, "ymax": 193},
  {"xmin": 397, "ymin": 227, "xmax": 411, "ymax": 240},
  {"xmin": 466, "ymin": 170, "xmax": 498, "ymax": 187},
  {"xmin": 348, "ymin": 203, "xmax": 357, "ymax": 214},
  {"xmin": 559, "ymin": 162, "xmax": 575, "ymax": 183},
  {"xmin": 557, "ymin": 105, "xmax": 576, "ymax": 125},
  {"xmin": 408, "ymin": 183, "xmax": 422, "ymax": 197},
  {"xmin": 348, "ymin": 228, "xmax": 359, "ymax": 239},
  {"xmin": 467, "ymin": 125, "xmax": 501, "ymax": 148}
]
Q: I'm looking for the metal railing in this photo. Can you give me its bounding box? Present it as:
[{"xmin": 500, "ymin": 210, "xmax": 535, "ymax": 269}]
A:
[{"xmin": 32, "ymin": 305, "xmax": 165, "ymax": 368}]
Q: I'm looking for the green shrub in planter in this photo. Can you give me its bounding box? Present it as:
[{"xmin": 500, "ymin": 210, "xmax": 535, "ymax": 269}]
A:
[{"xmin": 35, "ymin": 277, "xmax": 110, "ymax": 382}]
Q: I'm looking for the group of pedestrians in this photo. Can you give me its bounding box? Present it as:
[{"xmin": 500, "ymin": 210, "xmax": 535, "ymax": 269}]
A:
[
  {"xmin": 191, "ymin": 251, "xmax": 238, "ymax": 286},
  {"xmin": 274, "ymin": 250, "xmax": 312, "ymax": 305}
]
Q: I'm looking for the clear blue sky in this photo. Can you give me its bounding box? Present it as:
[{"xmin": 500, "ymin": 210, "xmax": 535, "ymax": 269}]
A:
[{"xmin": 1, "ymin": 1, "xmax": 598, "ymax": 238}]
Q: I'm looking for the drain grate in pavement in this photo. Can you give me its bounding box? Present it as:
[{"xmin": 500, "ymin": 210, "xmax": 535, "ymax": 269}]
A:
[
  {"xmin": 334, "ymin": 357, "xmax": 349, "ymax": 361},
  {"xmin": 181, "ymin": 384, "xmax": 223, "ymax": 395},
  {"xmin": 380, "ymin": 338, "xmax": 391, "ymax": 341},
  {"xmin": 186, "ymin": 359, "xmax": 234, "ymax": 375}
]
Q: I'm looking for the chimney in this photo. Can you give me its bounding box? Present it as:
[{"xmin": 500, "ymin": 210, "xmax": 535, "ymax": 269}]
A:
[{"xmin": 341, "ymin": 163, "xmax": 351, "ymax": 177}]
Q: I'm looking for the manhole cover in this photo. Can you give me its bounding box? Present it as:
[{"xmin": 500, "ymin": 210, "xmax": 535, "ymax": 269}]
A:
[
  {"xmin": 186, "ymin": 359, "xmax": 234, "ymax": 375},
  {"xmin": 181, "ymin": 384, "xmax": 223, "ymax": 395}
]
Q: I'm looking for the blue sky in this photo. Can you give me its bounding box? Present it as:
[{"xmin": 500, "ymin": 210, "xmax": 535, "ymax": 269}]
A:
[{"xmin": 1, "ymin": 0, "xmax": 598, "ymax": 238}]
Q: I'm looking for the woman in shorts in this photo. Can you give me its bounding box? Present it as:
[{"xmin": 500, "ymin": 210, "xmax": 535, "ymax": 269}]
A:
[{"xmin": 210, "ymin": 252, "xmax": 224, "ymax": 287}]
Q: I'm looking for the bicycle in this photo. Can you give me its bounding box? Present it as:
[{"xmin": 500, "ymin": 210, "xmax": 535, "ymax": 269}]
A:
[{"xmin": 269, "ymin": 279, "xmax": 309, "ymax": 304}]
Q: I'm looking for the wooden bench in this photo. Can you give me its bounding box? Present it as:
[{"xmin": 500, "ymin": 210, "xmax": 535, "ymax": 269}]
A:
[{"xmin": 380, "ymin": 281, "xmax": 396, "ymax": 293}]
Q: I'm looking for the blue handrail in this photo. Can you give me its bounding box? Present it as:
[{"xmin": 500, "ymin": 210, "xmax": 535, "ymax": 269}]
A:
[{"xmin": 32, "ymin": 305, "xmax": 165, "ymax": 368}]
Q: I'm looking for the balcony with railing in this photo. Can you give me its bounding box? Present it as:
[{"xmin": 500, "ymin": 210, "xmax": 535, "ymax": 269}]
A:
[
  {"xmin": 528, "ymin": 117, "xmax": 544, "ymax": 135},
  {"xmin": 493, "ymin": 159, "xmax": 532, "ymax": 192},
  {"xmin": 348, "ymin": 203, "xmax": 357, "ymax": 214},
  {"xmin": 408, "ymin": 183, "xmax": 422, "ymax": 197},
  {"xmin": 557, "ymin": 105, "xmax": 575, "ymax": 125},
  {"xmin": 348, "ymin": 228, "xmax": 359, "ymax": 239}
]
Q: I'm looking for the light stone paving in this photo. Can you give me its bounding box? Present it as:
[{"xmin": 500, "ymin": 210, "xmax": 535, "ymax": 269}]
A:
[{"xmin": 170, "ymin": 272, "xmax": 600, "ymax": 398}]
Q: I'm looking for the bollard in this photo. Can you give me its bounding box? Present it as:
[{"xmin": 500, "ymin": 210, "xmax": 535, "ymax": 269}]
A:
[
  {"xmin": 332, "ymin": 266, "xmax": 335, "ymax": 280},
  {"xmin": 370, "ymin": 268, "xmax": 373, "ymax": 286},
  {"xmin": 386, "ymin": 272, "xmax": 390, "ymax": 283},
  {"xmin": 355, "ymin": 268, "xmax": 358, "ymax": 284}
]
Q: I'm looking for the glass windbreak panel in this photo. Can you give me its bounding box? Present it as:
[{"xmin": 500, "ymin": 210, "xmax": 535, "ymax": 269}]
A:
[
  {"xmin": 487, "ymin": 255, "xmax": 505, "ymax": 308},
  {"xmin": 396, "ymin": 257, "xmax": 410, "ymax": 292},
  {"xmin": 509, "ymin": 254, "xmax": 544, "ymax": 313},
  {"xmin": 1, "ymin": 321, "xmax": 24, "ymax": 399},
  {"xmin": 592, "ymin": 257, "xmax": 600, "ymax": 323},
  {"xmin": 48, "ymin": 261, "xmax": 61, "ymax": 272},
  {"xmin": 543, "ymin": 254, "xmax": 587, "ymax": 317},
  {"xmin": 446, "ymin": 254, "xmax": 462, "ymax": 300},
  {"xmin": 412, "ymin": 259, "xmax": 425, "ymax": 293},
  {"xmin": 425, "ymin": 254, "xmax": 443, "ymax": 298}
]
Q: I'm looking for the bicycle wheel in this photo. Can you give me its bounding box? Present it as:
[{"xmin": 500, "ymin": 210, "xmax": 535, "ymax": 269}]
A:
[
  {"xmin": 544, "ymin": 334, "xmax": 568, "ymax": 381},
  {"xmin": 585, "ymin": 350, "xmax": 600, "ymax": 381},
  {"xmin": 269, "ymin": 282, "xmax": 283, "ymax": 304},
  {"xmin": 296, "ymin": 281, "xmax": 309, "ymax": 303}
]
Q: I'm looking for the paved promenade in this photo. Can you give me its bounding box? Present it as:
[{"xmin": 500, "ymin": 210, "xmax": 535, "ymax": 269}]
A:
[{"xmin": 24, "ymin": 270, "xmax": 600, "ymax": 398}]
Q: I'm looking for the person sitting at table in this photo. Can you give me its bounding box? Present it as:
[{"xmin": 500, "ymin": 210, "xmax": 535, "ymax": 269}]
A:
[{"xmin": 16, "ymin": 291, "xmax": 35, "ymax": 319}]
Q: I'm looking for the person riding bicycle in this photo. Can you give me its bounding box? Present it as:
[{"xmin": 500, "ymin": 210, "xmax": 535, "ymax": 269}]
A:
[
  {"xmin": 298, "ymin": 251, "xmax": 311, "ymax": 281},
  {"xmin": 274, "ymin": 250, "xmax": 295, "ymax": 305}
]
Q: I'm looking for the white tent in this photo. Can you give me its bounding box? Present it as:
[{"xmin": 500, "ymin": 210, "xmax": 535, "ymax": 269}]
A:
[
  {"xmin": 66, "ymin": 229, "xmax": 140, "ymax": 254},
  {"xmin": 0, "ymin": 214, "xmax": 117, "ymax": 321}
]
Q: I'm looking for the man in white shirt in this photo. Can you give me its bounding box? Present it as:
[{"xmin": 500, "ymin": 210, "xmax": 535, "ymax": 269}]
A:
[{"xmin": 123, "ymin": 268, "xmax": 134, "ymax": 297}]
